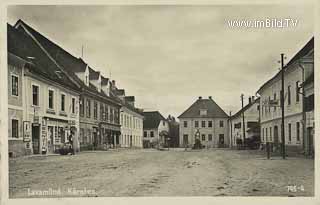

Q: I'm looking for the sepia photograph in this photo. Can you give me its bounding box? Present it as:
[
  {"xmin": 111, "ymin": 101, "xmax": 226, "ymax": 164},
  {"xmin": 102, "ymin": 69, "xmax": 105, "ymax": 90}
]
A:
[{"xmin": 3, "ymin": 2, "xmax": 316, "ymax": 201}]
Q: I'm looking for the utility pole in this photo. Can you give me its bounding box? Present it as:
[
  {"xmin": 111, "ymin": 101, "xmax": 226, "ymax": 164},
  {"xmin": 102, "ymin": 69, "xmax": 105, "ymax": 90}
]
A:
[
  {"xmin": 241, "ymin": 94, "xmax": 246, "ymax": 148},
  {"xmin": 229, "ymin": 111, "xmax": 233, "ymax": 148},
  {"xmin": 280, "ymin": 53, "xmax": 286, "ymax": 159}
]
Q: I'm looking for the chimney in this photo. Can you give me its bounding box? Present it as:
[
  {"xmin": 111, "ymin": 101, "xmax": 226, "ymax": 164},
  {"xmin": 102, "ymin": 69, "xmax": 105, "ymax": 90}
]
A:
[
  {"xmin": 248, "ymin": 97, "xmax": 252, "ymax": 104},
  {"xmin": 112, "ymin": 80, "xmax": 116, "ymax": 87},
  {"xmin": 252, "ymin": 96, "xmax": 255, "ymax": 102},
  {"xmin": 209, "ymin": 96, "xmax": 212, "ymax": 100},
  {"xmin": 198, "ymin": 96, "xmax": 202, "ymax": 100}
]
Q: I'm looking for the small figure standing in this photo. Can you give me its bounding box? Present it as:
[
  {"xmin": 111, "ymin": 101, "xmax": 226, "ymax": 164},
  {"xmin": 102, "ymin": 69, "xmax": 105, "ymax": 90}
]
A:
[{"xmin": 68, "ymin": 131, "xmax": 75, "ymax": 155}]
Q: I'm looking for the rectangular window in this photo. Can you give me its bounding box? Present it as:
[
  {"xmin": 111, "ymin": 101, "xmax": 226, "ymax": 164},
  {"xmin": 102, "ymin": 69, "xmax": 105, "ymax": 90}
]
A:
[
  {"xmin": 100, "ymin": 103, "xmax": 104, "ymax": 120},
  {"xmin": 219, "ymin": 120, "xmax": 224, "ymax": 127},
  {"xmin": 150, "ymin": 131, "xmax": 154, "ymax": 138},
  {"xmin": 86, "ymin": 99, "xmax": 91, "ymax": 118},
  {"xmin": 144, "ymin": 131, "xmax": 147, "ymax": 138},
  {"xmin": 268, "ymin": 96, "xmax": 271, "ymax": 112},
  {"xmin": 262, "ymin": 128, "xmax": 264, "ymax": 141},
  {"xmin": 208, "ymin": 121, "xmax": 213, "ymax": 127},
  {"xmin": 208, "ymin": 134, "xmax": 213, "ymax": 141},
  {"xmin": 80, "ymin": 97, "xmax": 84, "ymax": 117},
  {"xmin": 93, "ymin": 101, "xmax": 98, "ymax": 119},
  {"xmin": 288, "ymin": 123, "xmax": 292, "ymax": 141},
  {"xmin": 195, "ymin": 121, "xmax": 199, "ymax": 128},
  {"xmin": 296, "ymin": 122, "xmax": 300, "ymax": 141},
  {"xmin": 106, "ymin": 106, "xmax": 109, "ymax": 121},
  {"xmin": 269, "ymin": 127, "xmax": 272, "ymax": 141},
  {"xmin": 32, "ymin": 85, "xmax": 39, "ymax": 106},
  {"xmin": 274, "ymin": 93, "xmax": 277, "ymax": 112},
  {"xmin": 11, "ymin": 75, "xmax": 18, "ymax": 96},
  {"xmin": 184, "ymin": 121, "xmax": 188, "ymax": 128},
  {"xmin": 288, "ymin": 86, "xmax": 291, "ymax": 105},
  {"xmin": 71, "ymin": 98, "xmax": 75, "ymax": 114},
  {"xmin": 266, "ymin": 127, "xmax": 268, "ymax": 141},
  {"xmin": 201, "ymin": 121, "xmax": 206, "ymax": 128},
  {"xmin": 201, "ymin": 134, "xmax": 206, "ymax": 141},
  {"xmin": 61, "ymin": 94, "xmax": 65, "ymax": 111},
  {"xmin": 48, "ymin": 90, "xmax": 54, "ymax": 109},
  {"xmin": 11, "ymin": 119, "xmax": 19, "ymax": 138},
  {"xmin": 296, "ymin": 81, "xmax": 300, "ymax": 102}
]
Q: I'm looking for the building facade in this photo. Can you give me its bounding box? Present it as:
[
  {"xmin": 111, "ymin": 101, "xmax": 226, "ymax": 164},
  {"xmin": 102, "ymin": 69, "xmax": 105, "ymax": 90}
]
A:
[
  {"xmin": 302, "ymin": 72, "xmax": 314, "ymax": 156},
  {"xmin": 8, "ymin": 24, "xmax": 81, "ymax": 157},
  {"xmin": 230, "ymin": 97, "xmax": 260, "ymax": 147},
  {"xmin": 178, "ymin": 96, "xmax": 229, "ymax": 148},
  {"xmin": 143, "ymin": 111, "xmax": 169, "ymax": 148},
  {"xmin": 257, "ymin": 37, "xmax": 314, "ymax": 154},
  {"xmin": 15, "ymin": 20, "xmax": 122, "ymax": 151}
]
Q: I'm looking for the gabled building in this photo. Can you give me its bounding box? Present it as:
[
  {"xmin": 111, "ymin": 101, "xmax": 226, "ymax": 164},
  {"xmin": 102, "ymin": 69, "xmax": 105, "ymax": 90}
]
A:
[
  {"xmin": 113, "ymin": 87, "xmax": 144, "ymax": 148},
  {"xmin": 143, "ymin": 111, "xmax": 169, "ymax": 148},
  {"xmin": 8, "ymin": 24, "xmax": 81, "ymax": 156},
  {"xmin": 14, "ymin": 19, "xmax": 122, "ymax": 151},
  {"xmin": 229, "ymin": 96, "xmax": 260, "ymax": 147},
  {"xmin": 302, "ymin": 72, "xmax": 314, "ymax": 156},
  {"xmin": 256, "ymin": 37, "xmax": 314, "ymax": 154},
  {"xmin": 178, "ymin": 96, "xmax": 229, "ymax": 148}
]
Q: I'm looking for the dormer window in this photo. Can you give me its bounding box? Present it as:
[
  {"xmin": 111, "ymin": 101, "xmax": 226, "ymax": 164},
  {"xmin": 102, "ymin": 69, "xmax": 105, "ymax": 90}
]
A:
[
  {"xmin": 85, "ymin": 75, "xmax": 88, "ymax": 85},
  {"xmin": 200, "ymin": 109, "xmax": 207, "ymax": 116}
]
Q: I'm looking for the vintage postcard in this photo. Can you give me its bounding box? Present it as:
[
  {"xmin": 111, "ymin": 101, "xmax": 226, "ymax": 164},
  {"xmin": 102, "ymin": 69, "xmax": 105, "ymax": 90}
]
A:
[{"xmin": 0, "ymin": 1, "xmax": 318, "ymax": 205}]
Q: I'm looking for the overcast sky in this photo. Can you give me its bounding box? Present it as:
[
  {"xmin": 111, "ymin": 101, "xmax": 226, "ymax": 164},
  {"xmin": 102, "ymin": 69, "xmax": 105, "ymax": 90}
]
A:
[{"xmin": 7, "ymin": 5, "xmax": 314, "ymax": 119}]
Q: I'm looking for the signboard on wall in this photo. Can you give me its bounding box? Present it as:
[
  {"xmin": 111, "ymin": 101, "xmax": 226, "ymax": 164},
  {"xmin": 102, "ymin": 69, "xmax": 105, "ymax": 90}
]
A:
[{"xmin": 23, "ymin": 121, "xmax": 31, "ymax": 142}]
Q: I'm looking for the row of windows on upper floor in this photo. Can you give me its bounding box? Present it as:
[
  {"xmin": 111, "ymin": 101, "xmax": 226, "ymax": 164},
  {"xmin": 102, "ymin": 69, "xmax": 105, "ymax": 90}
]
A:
[
  {"xmin": 261, "ymin": 81, "xmax": 302, "ymax": 117},
  {"xmin": 182, "ymin": 120, "xmax": 224, "ymax": 128},
  {"xmin": 79, "ymin": 97, "xmax": 120, "ymax": 124},
  {"xmin": 261, "ymin": 122, "xmax": 301, "ymax": 142},
  {"xmin": 120, "ymin": 113, "xmax": 142, "ymax": 130},
  {"xmin": 11, "ymin": 75, "xmax": 77, "ymax": 115}
]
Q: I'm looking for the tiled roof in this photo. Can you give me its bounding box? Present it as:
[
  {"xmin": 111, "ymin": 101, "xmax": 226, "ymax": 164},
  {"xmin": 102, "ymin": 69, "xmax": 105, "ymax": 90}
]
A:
[
  {"xmin": 101, "ymin": 76, "xmax": 109, "ymax": 85},
  {"xmin": 15, "ymin": 19, "xmax": 120, "ymax": 106},
  {"xmin": 178, "ymin": 98, "xmax": 228, "ymax": 118},
  {"xmin": 89, "ymin": 67, "xmax": 100, "ymax": 80},
  {"xmin": 302, "ymin": 72, "xmax": 314, "ymax": 86},
  {"xmin": 115, "ymin": 89, "xmax": 125, "ymax": 96},
  {"xmin": 124, "ymin": 96, "xmax": 135, "ymax": 102},
  {"xmin": 7, "ymin": 23, "xmax": 80, "ymax": 92},
  {"xmin": 257, "ymin": 37, "xmax": 314, "ymax": 94},
  {"xmin": 230, "ymin": 97, "xmax": 260, "ymax": 119},
  {"xmin": 143, "ymin": 111, "xmax": 166, "ymax": 129}
]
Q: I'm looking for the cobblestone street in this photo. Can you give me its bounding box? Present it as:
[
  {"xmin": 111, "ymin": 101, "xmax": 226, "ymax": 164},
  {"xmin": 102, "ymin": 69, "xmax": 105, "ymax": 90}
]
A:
[{"xmin": 9, "ymin": 149, "xmax": 314, "ymax": 198}]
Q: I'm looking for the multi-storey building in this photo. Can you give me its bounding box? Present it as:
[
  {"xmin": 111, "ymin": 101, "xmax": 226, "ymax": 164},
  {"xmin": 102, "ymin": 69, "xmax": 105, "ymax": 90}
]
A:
[
  {"xmin": 143, "ymin": 111, "xmax": 169, "ymax": 148},
  {"xmin": 257, "ymin": 37, "xmax": 314, "ymax": 154},
  {"xmin": 302, "ymin": 72, "xmax": 314, "ymax": 156},
  {"xmin": 113, "ymin": 88, "xmax": 144, "ymax": 148},
  {"xmin": 229, "ymin": 97, "xmax": 260, "ymax": 147},
  {"xmin": 178, "ymin": 96, "xmax": 229, "ymax": 148},
  {"xmin": 14, "ymin": 19, "xmax": 122, "ymax": 151},
  {"xmin": 8, "ymin": 24, "xmax": 81, "ymax": 156}
]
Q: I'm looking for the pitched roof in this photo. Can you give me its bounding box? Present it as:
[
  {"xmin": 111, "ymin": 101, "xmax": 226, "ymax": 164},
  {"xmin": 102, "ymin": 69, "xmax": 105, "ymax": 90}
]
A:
[
  {"xmin": 257, "ymin": 37, "xmax": 314, "ymax": 94},
  {"xmin": 143, "ymin": 111, "xmax": 166, "ymax": 129},
  {"xmin": 115, "ymin": 89, "xmax": 125, "ymax": 96},
  {"xmin": 178, "ymin": 97, "xmax": 228, "ymax": 118},
  {"xmin": 15, "ymin": 19, "xmax": 120, "ymax": 106},
  {"xmin": 7, "ymin": 23, "xmax": 80, "ymax": 92},
  {"xmin": 230, "ymin": 97, "xmax": 260, "ymax": 119},
  {"xmin": 101, "ymin": 76, "xmax": 109, "ymax": 86},
  {"xmin": 302, "ymin": 71, "xmax": 314, "ymax": 86},
  {"xmin": 89, "ymin": 67, "xmax": 100, "ymax": 80}
]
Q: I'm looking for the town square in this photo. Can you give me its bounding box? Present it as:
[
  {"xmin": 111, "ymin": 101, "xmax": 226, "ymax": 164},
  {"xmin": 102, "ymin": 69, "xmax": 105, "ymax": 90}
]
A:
[{"xmin": 5, "ymin": 4, "xmax": 315, "ymax": 198}]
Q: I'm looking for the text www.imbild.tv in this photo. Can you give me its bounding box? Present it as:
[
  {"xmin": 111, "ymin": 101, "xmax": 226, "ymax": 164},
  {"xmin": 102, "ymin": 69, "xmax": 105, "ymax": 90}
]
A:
[{"xmin": 227, "ymin": 18, "xmax": 298, "ymax": 28}]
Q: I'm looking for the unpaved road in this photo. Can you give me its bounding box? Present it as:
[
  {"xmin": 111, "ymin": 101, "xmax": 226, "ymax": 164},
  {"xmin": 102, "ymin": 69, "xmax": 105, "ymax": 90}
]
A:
[{"xmin": 9, "ymin": 149, "xmax": 314, "ymax": 198}]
